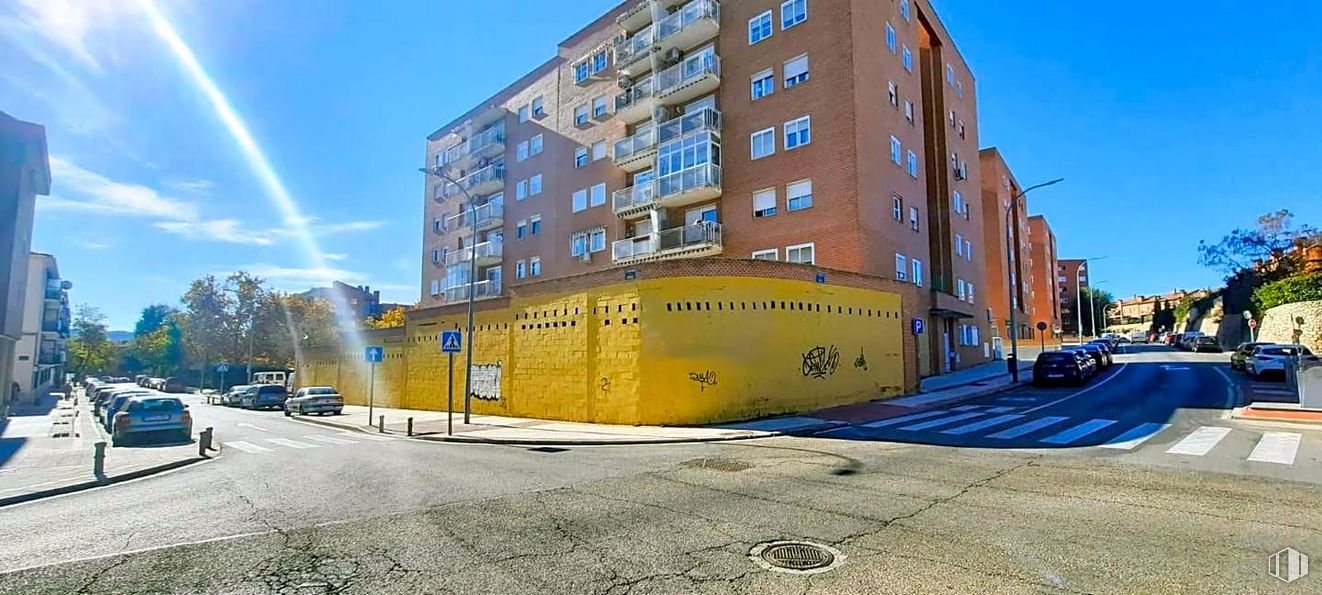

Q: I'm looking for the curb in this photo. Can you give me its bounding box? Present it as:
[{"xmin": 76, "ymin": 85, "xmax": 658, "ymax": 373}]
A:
[
  {"xmin": 1231, "ymin": 405, "xmax": 1322, "ymax": 426},
  {"xmin": 918, "ymin": 366, "xmax": 1034, "ymax": 394},
  {"xmin": 0, "ymin": 456, "xmax": 211, "ymax": 508}
]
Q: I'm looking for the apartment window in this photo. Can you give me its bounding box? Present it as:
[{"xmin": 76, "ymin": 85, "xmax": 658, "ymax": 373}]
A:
[
  {"xmin": 751, "ymin": 69, "xmax": 775, "ymax": 100},
  {"xmin": 886, "ymin": 22, "xmax": 896, "ymax": 53},
  {"xmin": 592, "ymin": 140, "xmax": 607, "ymax": 160},
  {"xmin": 430, "ymin": 280, "xmax": 441, "ymax": 296},
  {"xmin": 516, "ymin": 219, "xmax": 527, "ymax": 239},
  {"xmin": 900, "ymin": 0, "xmax": 911, "ymax": 22},
  {"xmin": 530, "ymin": 134, "xmax": 543, "ymax": 156},
  {"xmin": 968, "ymin": 282, "xmax": 976, "ymax": 303},
  {"xmin": 531, "ymin": 96, "xmax": 545, "ymax": 118},
  {"xmin": 589, "ymin": 228, "xmax": 606, "ymax": 252},
  {"xmin": 574, "ymin": 62, "xmax": 589, "ymax": 83},
  {"xmin": 781, "ymin": 0, "xmax": 807, "ymax": 29},
  {"xmin": 530, "ymin": 215, "xmax": 541, "ymax": 235},
  {"xmin": 890, "ymin": 136, "xmax": 902, "ymax": 164},
  {"xmin": 909, "ymin": 206, "xmax": 920, "ymax": 231},
  {"xmin": 433, "ymin": 218, "xmax": 443, "ymax": 233},
  {"xmin": 518, "ymin": 105, "xmax": 530, "ymax": 123},
  {"xmin": 590, "ymin": 182, "xmax": 607, "ymax": 207},
  {"xmin": 786, "ymin": 243, "xmax": 815, "ymax": 264},
  {"xmin": 592, "ymin": 50, "xmax": 608, "ymax": 73},
  {"xmin": 432, "ymin": 248, "xmax": 442, "ymax": 264},
  {"xmin": 516, "ymin": 141, "xmax": 529, "ymax": 162},
  {"xmin": 572, "ymin": 189, "xmax": 587, "ymax": 212},
  {"xmin": 516, "ymin": 260, "xmax": 527, "ymax": 279},
  {"xmin": 964, "ymin": 239, "xmax": 972, "ymax": 261},
  {"xmin": 892, "ymin": 195, "xmax": 903, "ymax": 221},
  {"xmin": 953, "ymin": 190, "xmax": 964, "ymax": 215},
  {"xmin": 895, "ymin": 253, "xmax": 908, "ymax": 281},
  {"xmin": 957, "ymin": 81, "xmax": 965, "ymax": 99},
  {"xmin": 958, "ymin": 120, "xmax": 966, "ymax": 139},
  {"xmin": 592, "ymin": 95, "xmax": 608, "ymax": 118},
  {"xmin": 946, "ymin": 64, "xmax": 955, "ymax": 86},
  {"xmin": 784, "ymin": 116, "xmax": 811, "ymax": 149},
  {"xmin": 571, "ymin": 231, "xmax": 588, "ymax": 257},
  {"xmin": 912, "ymin": 259, "xmax": 924, "ymax": 287},
  {"xmin": 786, "ymin": 179, "xmax": 813, "ymax": 211},
  {"xmin": 784, "ymin": 55, "xmax": 809, "ymax": 88},
  {"xmin": 902, "ymin": 46, "xmax": 913, "ymax": 72},
  {"xmin": 957, "ymin": 278, "xmax": 967, "ymax": 300},
  {"xmin": 752, "ymin": 249, "xmax": 778, "ymax": 261},
  {"xmin": 751, "ymin": 128, "xmax": 776, "ymax": 159},
  {"xmin": 907, "ymin": 150, "xmax": 919, "ymax": 177},
  {"xmin": 955, "ymin": 233, "xmax": 964, "ymax": 257},
  {"xmin": 904, "ymin": 100, "xmax": 914, "ymax": 124},
  {"xmin": 574, "ymin": 105, "xmax": 589, "ymax": 126},
  {"xmin": 530, "ymin": 257, "xmax": 541, "ymax": 277},
  {"xmin": 749, "ymin": 11, "xmax": 773, "ymax": 44},
  {"xmin": 574, "ymin": 147, "xmax": 588, "ymax": 168},
  {"xmin": 888, "ymin": 81, "xmax": 898, "ymax": 107},
  {"xmin": 753, "ymin": 188, "xmax": 777, "ymax": 218},
  {"xmin": 529, "ymin": 174, "xmax": 543, "ymax": 196},
  {"xmin": 516, "ymin": 179, "xmax": 528, "ymax": 200}
]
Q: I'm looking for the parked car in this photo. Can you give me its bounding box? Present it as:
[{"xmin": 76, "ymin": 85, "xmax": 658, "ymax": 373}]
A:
[
  {"xmin": 162, "ymin": 377, "xmax": 187, "ymax": 393},
  {"xmin": 1070, "ymin": 349, "xmax": 1099, "ymax": 378},
  {"xmin": 93, "ymin": 385, "xmax": 141, "ymax": 419},
  {"xmin": 1128, "ymin": 330, "xmax": 1148, "ymax": 344},
  {"xmin": 1087, "ymin": 340, "xmax": 1115, "ymax": 357},
  {"xmin": 110, "ymin": 396, "xmax": 191, "ymax": 446},
  {"xmin": 1231, "ymin": 342, "xmax": 1275, "ymax": 371},
  {"xmin": 241, "ymin": 384, "xmax": 288, "ymax": 410},
  {"xmin": 1179, "ymin": 332, "xmax": 1206, "ymax": 351},
  {"xmin": 1245, "ymin": 344, "xmax": 1320, "ymax": 379},
  {"xmin": 284, "ymin": 386, "xmax": 345, "ymax": 416},
  {"xmin": 102, "ymin": 390, "xmax": 152, "ymax": 430},
  {"xmin": 1067, "ymin": 344, "xmax": 1110, "ymax": 370},
  {"xmin": 1163, "ymin": 333, "xmax": 1178, "ymax": 346},
  {"xmin": 1192, "ymin": 336, "xmax": 1222, "ymax": 353},
  {"xmin": 223, "ymin": 385, "xmax": 252, "ymax": 406},
  {"xmin": 1033, "ymin": 352, "xmax": 1090, "ymax": 386}
]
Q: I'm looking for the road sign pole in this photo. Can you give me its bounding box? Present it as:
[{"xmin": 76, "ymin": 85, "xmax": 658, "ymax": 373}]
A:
[
  {"xmin": 368, "ymin": 361, "xmax": 375, "ymax": 426},
  {"xmin": 439, "ymin": 330, "xmax": 462, "ymax": 433},
  {"xmin": 447, "ymin": 353, "xmax": 454, "ymax": 436}
]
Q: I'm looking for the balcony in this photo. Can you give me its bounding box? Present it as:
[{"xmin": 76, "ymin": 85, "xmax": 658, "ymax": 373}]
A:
[
  {"xmin": 613, "ymin": 163, "xmax": 722, "ymax": 218},
  {"xmin": 38, "ymin": 352, "xmax": 65, "ymax": 366},
  {"xmin": 443, "ymin": 163, "xmax": 505, "ymax": 199},
  {"xmin": 612, "ymin": 221, "xmax": 722, "ymax": 264},
  {"xmin": 615, "ymin": 52, "xmax": 720, "ymax": 124},
  {"xmin": 444, "ymin": 196, "xmax": 505, "ymax": 237},
  {"xmin": 616, "ymin": 0, "xmax": 686, "ymax": 32},
  {"xmin": 615, "ymin": 0, "xmax": 720, "ymax": 75},
  {"xmin": 444, "ymin": 239, "xmax": 504, "ymax": 268},
  {"xmin": 614, "ymin": 107, "xmax": 720, "ymax": 172},
  {"xmin": 444, "ymin": 279, "xmax": 502, "ymax": 303}
]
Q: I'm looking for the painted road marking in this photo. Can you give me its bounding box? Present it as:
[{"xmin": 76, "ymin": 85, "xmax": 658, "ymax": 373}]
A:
[
  {"xmin": 1023, "ymin": 363, "xmax": 1130, "ymax": 414},
  {"xmin": 264, "ymin": 438, "xmax": 319, "ymax": 450},
  {"xmin": 224, "ymin": 441, "xmax": 272, "ymax": 454},
  {"xmin": 237, "ymin": 423, "xmax": 268, "ymax": 432},
  {"xmin": 860, "ymin": 410, "xmax": 950, "ymax": 429},
  {"xmin": 1041, "ymin": 419, "xmax": 1117, "ymax": 445},
  {"xmin": 304, "ymin": 435, "xmax": 357, "ymax": 445},
  {"xmin": 344, "ymin": 433, "xmax": 395, "ymax": 442},
  {"xmin": 987, "ymin": 416, "xmax": 1070, "ymax": 440},
  {"xmin": 1165, "ymin": 426, "xmax": 1232, "ymax": 456},
  {"xmin": 941, "ymin": 414, "xmax": 1025, "ymax": 436},
  {"xmin": 1099, "ymin": 423, "xmax": 1171, "ymax": 450},
  {"xmin": 900, "ymin": 412, "xmax": 985, "ymax": 432},
  {"xmin": 1246, "ymin": 432, "xmax": 1302, "ymax": 465}
]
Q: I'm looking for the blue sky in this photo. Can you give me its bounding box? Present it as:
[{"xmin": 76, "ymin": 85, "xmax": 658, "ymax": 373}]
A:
[{"xmin": 3, "ymin": 0, "xmax": 1319, "ymax": 330}]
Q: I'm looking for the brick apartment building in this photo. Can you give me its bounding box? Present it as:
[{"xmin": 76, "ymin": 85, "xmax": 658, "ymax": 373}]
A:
[
  {"xmin": 420, "ymin": 0, "xmax": 991, "ymax": 377},
  {"xmin": 978, "ymin": 147, "xmax": 1035, "ymax": 342},
  {"xmin": 1027, "ymin": 215, "xmax": 1061, "ymax": 334},
  {"xmin": 1058, "ymin": 258, "xmax": 1091, "ymax": 335}
]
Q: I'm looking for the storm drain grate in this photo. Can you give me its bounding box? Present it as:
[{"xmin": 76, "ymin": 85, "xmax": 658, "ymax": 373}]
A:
[{"xmin": 749, "ymin": 541, "xmax": 845, "ymax": 574}]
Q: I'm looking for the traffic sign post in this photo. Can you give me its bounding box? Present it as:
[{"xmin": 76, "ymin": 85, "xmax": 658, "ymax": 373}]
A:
[
  {"xmin": 440, "ymin": 331, "xmax": 462, "ymax": 435},
  {"xmin": 365, "ymin": 346, "xmax": 384, "ymax": 426},
  {"xmin": 1037, "ymin": 321, "xmax": 1048, "ymax": 353},
  {"xmin": 217, "ymin": 363, "xmax": 230, "ymax": 393}
]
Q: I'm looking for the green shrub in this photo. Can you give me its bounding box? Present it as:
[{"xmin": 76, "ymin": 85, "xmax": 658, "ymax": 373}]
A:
[{"xmin": 1252, "ymin": 272, "xmax": 1322, "ymax": 312}]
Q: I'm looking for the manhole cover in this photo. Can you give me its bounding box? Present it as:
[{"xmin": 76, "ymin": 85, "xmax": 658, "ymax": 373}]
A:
[{"xmin": 749, "ymin": 541, "xmax": 845, "ymax": 574}]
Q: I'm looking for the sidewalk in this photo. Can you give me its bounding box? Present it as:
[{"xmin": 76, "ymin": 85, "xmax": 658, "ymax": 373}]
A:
[
  {"xmin": 918, "ymin": 344, "xmax": 1046, "ymax": 393},
  {"xmin": 0, "ymin": 396, "xmax": 209, "ymax": 507}
]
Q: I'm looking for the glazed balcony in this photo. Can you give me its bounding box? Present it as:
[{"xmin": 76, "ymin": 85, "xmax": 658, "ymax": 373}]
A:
[
  {"xmin": 613, "ymin": 107, "xmax": 720, "ymax": 172},
  {"xmin": 612, "ymin": 163, "xmax": 721, "ymax": 218},
  {"xmin": 444, "ymin": 196, "xmax": 504, "ymax": 237},
  {"xmin": 443, "ymin": 163, "xmax": 505, "ymax": 199},
  {"xmin": 444, "ymin": 279, "xmax": 501, "ymax": 303},
  {"xmin": 444, "ymin": 239, "xmax": 504, "ymax": 268},
  {"xmin": 614, "ymin": 0, "xmax": 720, "ymax": 75},
  {"xmin": 616, "ymin": 0, "xmax": 685, "ymax": 33},
  {"xmin": 611, "ymin": 221, "xmax": 722, "ymax": 264},
  {"xmin": 615, "ymin": 53, "xmax": 720, "ymax": 124}
]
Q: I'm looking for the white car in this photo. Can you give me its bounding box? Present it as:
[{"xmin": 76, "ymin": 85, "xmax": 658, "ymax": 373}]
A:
[
  {"xmin": 284, "ymin": 386, "xmax": 344, "ymax": 416},
  {"xmin": 1245, "ymin": 344, "xmax": 1319, "ymax": 379}
]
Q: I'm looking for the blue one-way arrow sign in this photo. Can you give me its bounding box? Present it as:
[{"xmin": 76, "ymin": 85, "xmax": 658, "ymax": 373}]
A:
[
  {"xmin": 441, "ymin": 330, "xmax": 463, "ymax": 354},
  {"xmin": 365, "ymin": 346, "xmax": 384, "ymax": 363}
]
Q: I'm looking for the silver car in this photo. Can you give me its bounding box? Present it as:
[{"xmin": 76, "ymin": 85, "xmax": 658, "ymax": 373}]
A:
[
  {"xmin": 284, "ymin": 386, "xmax": 344, "ymax": 416},
  {"xmin": 111, "ymin": 396, "xmax": 192, "ymax": 446}
]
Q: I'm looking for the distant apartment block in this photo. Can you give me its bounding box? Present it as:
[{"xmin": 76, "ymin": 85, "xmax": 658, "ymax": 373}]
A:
[
  {"xmin": 1027, "ymin": 215, "xmax": 1061, "ymax": 334},
  {"xmin": 13, "ymin": 253, "xmax": 70, "ymax": 402},
  {"xmin": 421, "ymin": 0, "xmax": 991, "ymax": 376},
  {"xmin": 978, "ymin": 147, "xmax": 1035, "ymax": 342},
  {"xmin": 1, "ymin": 112, "xmax": 50, "ymax": 415},
  {"xmin": 1058, "ymin": 258, "xmax": 1090, "ymax": 335},
  {"xmin": 299, "ymin": 281, "xmax": 403, "ymax": 322}
]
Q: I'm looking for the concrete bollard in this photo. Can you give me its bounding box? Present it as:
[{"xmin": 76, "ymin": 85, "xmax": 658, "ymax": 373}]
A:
[
  {"xmin": 378, "ymin": 415, "xmax": 385, "ymax": 433},
  {"xmin": 407, "ymin": 417, "xmax": 414, "ymax": 436},
  {"xmin": 93, "ymin": 441, "xmax": 107, "ymax": 478},
  {"xmin": 199, "ymin": 427, "xmax": 214, "ymax": 456}
]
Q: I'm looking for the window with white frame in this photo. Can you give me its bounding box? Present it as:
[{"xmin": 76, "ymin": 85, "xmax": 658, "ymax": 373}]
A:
[
  {"xmin": 574, "ymin": 147, "xmax": 588, "ymax": 168},
  {"xmin": 967, "ymin": 282, "xmax": 976, "ymax": 303},
  {"xmin": 530, "ymin": 134, "xmax": 543, "ymax": 156},
  {"xmin": 904, "ymin": 100, "xmax": 914, "ymax": 124},
  {"xmin": 530, "ymin": 256, "xmax": 541, "ymax": 277},
  {"xmin": 888, "ymin": 81, "xmax": 898, "ymax": 106},
  {"xmin": 430, "ymin": 280, "xmax": 441, "ymax": 296},
  {"xmin": 890, "ymin": 136, "xmax": 902, "ymax": 164},
  {"xmin": 912, "ymin": 259, "xmax": 924, "ymax": 287},
  {"xmin": 786, "ymin": 243, "xmax": 815, "ymax": 264},
  {"xmin": 751, "ymin": 69, "xmax": 775, "ymax": 100},
  {"xmin": 892, "ymin": 195, "xmax": 903, "ymax": 221},
  {"xmin": 902, "ymin": 45, "xmax": 913, "ymax": 72},
  {"xmin": 516, "ymin": 141, "xmax": 529, "ymax": 162},
  {"xmin": 570, "ymin": 231, "xmax": 587, "ymax": 257},
  {"xmin": 531, "ymin": 95, "xmax": 544, "ymax": 118},
  {"xmin": 909, "ymin": 206, "xmax": 920, "ymax": 231},
  {"xmin": 955, "ymin": 233, "xmax": 964, "ymax": 256},
  {"xmin": 589, "ymin": 227, "xmax": 606, "ymax": 252},
  {"xmin": 749, "ymin": 11, "xmax": 773, "ymax": 44},
  {"xmin": 953, "ymin": 190, "xmax": 964, "ymax": 215},
  {"xmin": 574, "ymin": 62, "xmax": 589, "ymax": 83},
  {"xmin": 529, "ymin": 174, "xmax": 542, "ymax": 196},
  {"xmin": 907, "ymin": 150, "xmax": 919, "ymax": 177},
  {"xmin": 572, "ymin": 189, "xmax": 587, "ymax": 212},
  {"xmin": 574, "ymin": 105, "xmax": 588, "ymax": 126},
  {"xmin": 590, "ymin": 182, "xmax": 606, "ymax": 207},
  {"xmin": 784, "ymin": 55, "xmax": 809, "ymax": 87},
  {"xmin": 781, "ymin": 0, "xmax": 807, "ymax": 29},
  {"xmin": 946, "ymin": 64, "xmax": 955, "ymax": 86},
  {"xmin": 516, "ymin": 219, "xmax": 527, "ymax": 239},
  {"xmin": 516, "ymin": 179, "xmax": 528, "ymax": 200},
  {"xmin": 516, "ymin": 260, "xmax": 527, "ymax": 279},
  {"xmin": 433, "ymin": 218, "xmax": 443, "ymax": 233},
  {"xmin": 957, "ymin": 278, "xmax": 967, "ymax": 300},
  {"xmin": 530, "ymin": 215, "xmax": 541, "ymax": 235},
  {"xmin": 900, "ymin": 0, "xmax": 911, "ymax": 22},
  {"xmin": 592, "ymin": 140, "xmax": 607, "ymax": 160},
  {"xmin": 886, "ymin": 22, "xmax": 896, "ymax": 53},
  {"xmin": 752, "ymin": 249, "xmax": 778, "ymax": 261},
  {"xmin": 592, "ymin": 50, "xmax": 608, "ymax": 73},
  {"xmin": 753, "ymin": 188, "xmax": 777, "ymax": 218},
  {"xmin": 956, "ymin": 81, "xmax": 964, "ymax": 99},
  {"xmin": 895, "ymin": 253, "xmax": 908, "ymax": 281},
  {"xmin": 784, "ymin": 115, "xmax": 811, "ymax": 149},
  {"xmin": 751, "ymin": 128, "xmax": 776, "ymax": 159},
  {"xmin": 964, "ymin": 239, "xmax": 972, "ymax": 261},
  {"xmin": 518, "ymin": 105, "xmax": 530, "ymax": 123},
  {"xmin": 592, "ymin": 95, "xmax": 608, "ymax": 118},
  {"xmin": 787, "ymin": 179, "xmax": 812, "ymax": 211},
  {"xmin": 432, "ymin": 248, "xmax": 442, "ymax": 264}
]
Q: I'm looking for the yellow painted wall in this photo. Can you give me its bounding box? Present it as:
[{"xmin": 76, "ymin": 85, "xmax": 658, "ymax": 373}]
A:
[{"xmin": 298, "ymin": 276, "xmax": 903, "ymax": 425}]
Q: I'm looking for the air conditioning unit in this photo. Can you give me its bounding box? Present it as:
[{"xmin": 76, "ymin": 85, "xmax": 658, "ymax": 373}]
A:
[
  {"xmin": 652, "ymin": 106, "xmax": 672, "ymax": 121},
  {"xmin": 662, "ymin": 48, "xmax": 683, "ymax": 66},
  {"xmin": 617, "ymin": 75, "xmax": 634, "ymax": 89}
]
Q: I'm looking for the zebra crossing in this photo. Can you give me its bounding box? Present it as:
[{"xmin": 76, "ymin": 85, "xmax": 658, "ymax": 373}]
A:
[
  {"xmin": 223, "ymin": 432, "xmax": 395, "ymax": 455},
  {"xmin": 826, "ymin": 404, "xmax": 1309, "ymax": 467}
]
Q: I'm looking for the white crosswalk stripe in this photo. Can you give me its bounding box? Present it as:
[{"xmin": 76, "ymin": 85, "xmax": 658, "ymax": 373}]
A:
[
  {"xmin": 344, "ymin": 433, "xmax": 395, "ymax": 442},
  {"xmin": 224, "ymin": 441, "xmax": 272, "ymax": 454},
  {"xmin": 1246, "ymin": 432, "xmax": 1301, "ymax": 465},
  {"xmin": 1040, "ymin": 419, "xmax": 1116, "ymax": 445},
  {"xmin": 940, "ymin": 414, "xmax": 1024, "ymax": 436},
  {"xmin": 860, "ymin": 410, "xmax": 950, "ymax": 429},
  {"xmin": 952, "ymin": 405, "xmax": 983, "ymax": 412},
  {"xmin": 1100, "ymin": 423, "xmax": 1171, "ymax": 450},
  {"xmin": 1166, "ymin": 426, "xmax": 1232, "ymax": 456},
  {"xmin": 987, "ymin": 416, "xmax": 1069, "ymax": 440},
  {"xmin": 900, "ymin": 412, "xmax": 985, "ymax": 432},
  {"xmin": 304, "ymin": 435, "xmax": 358, "ymax": 445},
  {"xmin": 985, "ymin": 406, "xmax": 1018, "ymax": 413},
  {"xmin": 265, "ymin": 438, "xmax": 319, "ymax": 450}
]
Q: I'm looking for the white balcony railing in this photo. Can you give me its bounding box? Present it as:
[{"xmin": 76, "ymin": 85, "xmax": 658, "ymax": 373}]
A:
[
  {"xmin": 444, "ymin": 239, "xmax": 504, "ymax": 267},
  {"xmin": 655, "ymin": 52, "xmax": 719, "ymax": 99},
  {"xmin": 615, "ymin": 107, "xmax": 720, "ymax": 163},
  {"xmin": 443, "ymin": 163, "xmax": 505, "ymax": 198},
  {"xmin": 613, "ymin": 163, "xmax": 721, "ymax": 215},
  {"xmin": 616, "ymin": 0, "xmax": 722, "ymax": 67},
  {"xmin": 612, "ymin": 221, "xmax": 722, "ymax": 262},
  {"xmin": 444, "ymin": 196, "xmax": 504, "ymax": 233},
  {"xmin": 444, "ymin": 279, "xmax": 501, "ymax": 302}
]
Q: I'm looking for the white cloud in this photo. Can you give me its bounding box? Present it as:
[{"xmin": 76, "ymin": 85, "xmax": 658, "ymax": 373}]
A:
[
  {"xmin": 164, "ymin": 178, "xmax": 215, "ymax": 194},
  {"xmin": 231, "ymin": 264, "xmax": 368, "ymax": 289},
  {"xmin": 77, "ymin": 240, "xmax": 112, "ymax": 250},
  {"xmin": 153, "ymin": 219, "xmax": 278, "ymax": 246},
  {"xmin": 314, "ymin": 220, "xmax": 387, "ymax": 234},
  {"xmin": 43, "ymin": 156, "xmax": 200, "ymax": 220},
  {"xmin": 322, "ymin": 253, "xmax": 348, "ymax": 262}
]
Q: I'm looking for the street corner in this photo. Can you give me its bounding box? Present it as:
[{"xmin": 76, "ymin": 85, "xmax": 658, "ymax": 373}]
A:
[{"xmin": 1232, "ymin": 403, "xmax": 1322, "ymax": 426}]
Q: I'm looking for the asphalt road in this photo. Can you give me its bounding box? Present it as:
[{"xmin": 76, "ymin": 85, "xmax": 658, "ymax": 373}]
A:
[{"xmin": 0, "ymin": 347, "xmax": 1318, "ymax": 594}]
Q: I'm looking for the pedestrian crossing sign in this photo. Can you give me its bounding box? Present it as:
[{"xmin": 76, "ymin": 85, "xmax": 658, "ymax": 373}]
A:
[{"xmin": 441, "ymin": 330, "xmax": 463, "ymax": 354}]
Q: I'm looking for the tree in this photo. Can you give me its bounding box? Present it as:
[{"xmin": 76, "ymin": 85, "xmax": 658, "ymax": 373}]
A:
[
  {"xmin": 1198, "ymin": 210, "xmax": 1319, "ymax": 279},
  {"xmin": 364, "ymin": 306, "xmax": 407, "ymax": 329},
  {"xmin": 133, "ymin": 304, "xmax": 175, "ymax": 337},
  {"xmin": 1067, "ymin": 287, "xmax": 1115, "ymax": 336},
  {"xmin": 1152, "ymin": 300, "xmax": 1176, "ymax": 333},
  {"xmin": 128, "ymin": 305, "xmax": 185, "ymax": 375},
  {"xmin": 67, "ymin": 306, "xmax": 114, "ymax": 378}
]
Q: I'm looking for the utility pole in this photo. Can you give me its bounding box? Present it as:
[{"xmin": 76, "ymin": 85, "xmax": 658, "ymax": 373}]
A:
[{"xmin": 420, "ymin": 166, "xmax": 482, "ymax": 425}]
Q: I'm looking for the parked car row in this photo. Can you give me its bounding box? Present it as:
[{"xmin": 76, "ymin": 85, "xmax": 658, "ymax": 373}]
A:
[
  {"xmin": 82, "ymin": 379, "xmax": 191, "ymax": 446},
  {"xmin": 1229, "ymin": 342, "xmax": 1319, "ymax": 379},
  {"xmin": 1033, "ymin": 340, "xmax": 1117, "ymax": 387},
  {"xmin": 213, "ymin": 383, "xmax": 344, "ymax": 416}
]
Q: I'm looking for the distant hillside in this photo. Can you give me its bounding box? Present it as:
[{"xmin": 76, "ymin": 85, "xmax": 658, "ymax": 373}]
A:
[{"xmin": 107, "ymin": 330, "xmax": 134, "ymax": 344}]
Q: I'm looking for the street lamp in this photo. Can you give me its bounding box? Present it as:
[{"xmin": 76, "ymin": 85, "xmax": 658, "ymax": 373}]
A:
[
  {"xmin": 1073, "ymin": 256, "xmax": 1107, "ymax": 342},
  {"xmin": 1089, "ymin": 279, "xmax": 1110, "ymax": 338},
  {"xmin": 1003, "ymin": 177, "xmax": 1064, "ymax": 382},
  {"xmin": 420, "ymin": 166, "xmax": 479, "ymax": 424}
]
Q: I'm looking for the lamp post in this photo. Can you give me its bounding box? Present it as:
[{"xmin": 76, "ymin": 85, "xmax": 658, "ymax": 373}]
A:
[
  {"xmin": 1003, "ymin": 178, "xmax": 1063, "ymax": 382},
  {"xmin": 1089, "ymin": 280, "xmax": 1110, "ymax": 338},
  {"xmin": 1073, "ymin": 256, "xmax": 1107, "ymax": 341},
  {"xmin": 421, "ymin": 166, "xmax": 480, "ymax": 424}
]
